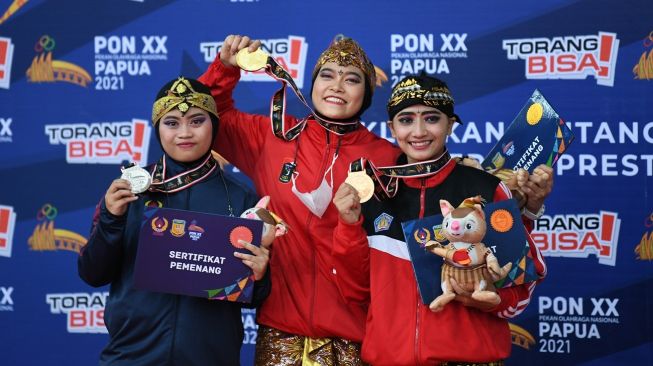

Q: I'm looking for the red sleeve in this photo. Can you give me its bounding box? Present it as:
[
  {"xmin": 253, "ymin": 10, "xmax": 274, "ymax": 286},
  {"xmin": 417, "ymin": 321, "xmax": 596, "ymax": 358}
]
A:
[
  {"xmin": 198, "ymin": 55, "xmax": 269, "ymax": 177},
  {"xmin": 331, "ymin": 216, "xmax": 371, "ymax": 305},
  {"xmin": 488, "ymin": 182, "xmax": 547, "ymax": 318}
]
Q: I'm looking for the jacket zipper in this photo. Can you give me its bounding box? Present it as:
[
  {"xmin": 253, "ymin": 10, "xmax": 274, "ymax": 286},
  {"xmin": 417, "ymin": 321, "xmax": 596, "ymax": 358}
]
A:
[
  {"xmin": 415, "ymin": 178, "xmax": 427, "ymax": 364},
  {"xmin": 308, "ymin": 129, "xmax": 333, "ymax": 331},
  {"xmin": 419, "ymin": 178, "xmax": 426, "ymax": 219}
]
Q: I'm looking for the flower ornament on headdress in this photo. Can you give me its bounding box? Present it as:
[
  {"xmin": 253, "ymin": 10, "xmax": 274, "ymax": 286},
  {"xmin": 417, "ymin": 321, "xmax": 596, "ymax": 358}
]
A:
[
  {"xmin": 151, "ymin": 77, "xmax": 219, "ymax": 125},
  {"xmin": 387, "ymin": 74, "xmax": 462, "ymax": 123},
  {"xmin": 312, "ymin": 35, "xmax": 377, "ymax": 93}
]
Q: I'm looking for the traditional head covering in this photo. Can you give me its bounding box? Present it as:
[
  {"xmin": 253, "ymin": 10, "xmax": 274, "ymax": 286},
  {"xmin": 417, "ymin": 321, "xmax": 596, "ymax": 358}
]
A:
[
  {"xmin": 387, "ymin": 74, "xmax": 462, "ymax": 123},
  {"xmin": 152, "ymin": 77, "xmax": 220, "ymax": 145},
  {"xmin": 152, "ymin": 77, "xmax": 219, "ymax": 125},
  {"xmin": 311, "ymin": 36, "xmax": 376, "ymax": 119}
]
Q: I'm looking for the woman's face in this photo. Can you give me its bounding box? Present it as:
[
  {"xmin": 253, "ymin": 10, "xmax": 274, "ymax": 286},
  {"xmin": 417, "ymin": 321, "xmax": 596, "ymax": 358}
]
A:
[
  {"xmin": 158, "ymin": 107, "xmax": 212, "ymax": 162},
  {"xmin": 388, "ymin": 104, "xmax": 454, "ymax": 164},
  {"xmin": 311, "ymin": 62, "xmax": 365, "ymax": 120}
]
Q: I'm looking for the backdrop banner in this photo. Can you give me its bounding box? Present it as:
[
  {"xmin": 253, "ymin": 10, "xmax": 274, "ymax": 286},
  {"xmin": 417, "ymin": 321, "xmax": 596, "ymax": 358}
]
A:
[{"xmin": 0, "ymin": 1, "xmax": 651, "ymax": 365}]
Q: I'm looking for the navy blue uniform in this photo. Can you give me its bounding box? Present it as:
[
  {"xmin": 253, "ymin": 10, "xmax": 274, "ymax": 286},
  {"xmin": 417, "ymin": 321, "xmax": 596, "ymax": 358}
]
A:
[{"xmin": 79, "ymin": 158, "xmax": 270, "ymax": 366}]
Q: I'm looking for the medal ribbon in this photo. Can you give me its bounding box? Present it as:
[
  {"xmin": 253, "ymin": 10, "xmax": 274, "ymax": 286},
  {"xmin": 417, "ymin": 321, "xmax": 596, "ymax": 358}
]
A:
[
  {"xmin": 149, "ymin": 154, "xmax": 218, "ymax": 193},
  {"xmin": 349, "ymin": 149, "xmax": 452, "ymax": 200},
  {"xmin": 263, "ymin": 57, "xmax": 359, "ymax": 141}
]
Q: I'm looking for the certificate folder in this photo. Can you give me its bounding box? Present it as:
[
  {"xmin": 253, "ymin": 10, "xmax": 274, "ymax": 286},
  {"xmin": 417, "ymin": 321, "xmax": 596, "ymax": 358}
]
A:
[
  {"xmin": 482, "ymin": 89, "xmax": 574, "ymax": 172},
  {"xmin": 134, "ymin": 207, "xmax": 263, "ymax": 303}
]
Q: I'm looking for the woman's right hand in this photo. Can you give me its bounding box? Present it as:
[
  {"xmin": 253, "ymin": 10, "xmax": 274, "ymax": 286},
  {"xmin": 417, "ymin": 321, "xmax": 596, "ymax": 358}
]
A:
[
  {"xmin": 104, "ymin": 179, "xmax": 138, "ymax": 216},
  {"xmin": 333, "ymin": 182, "xmax": 362, "ymax": 224},
  {"xmin": 219, "ymin": 34, "xmax": 261, "ymax": 68}
]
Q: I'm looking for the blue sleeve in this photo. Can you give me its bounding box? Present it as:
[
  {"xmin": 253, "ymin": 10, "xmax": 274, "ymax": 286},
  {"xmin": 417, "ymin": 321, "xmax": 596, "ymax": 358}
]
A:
[
  {"xmin": 248, "ymin": 267, "xmax": 271, "ymax": 308},
  {"xmin": 77, "ymin": 199, "xmax": 127, "ymax": 287}
]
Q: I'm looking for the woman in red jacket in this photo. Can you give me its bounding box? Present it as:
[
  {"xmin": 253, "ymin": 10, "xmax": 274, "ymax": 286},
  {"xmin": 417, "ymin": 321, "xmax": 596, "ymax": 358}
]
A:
[
  {"xmin": 200, "ymin": 35, "xmax": 398, "ymax": 365},
  {"xmin": 332, "ymin": 74, "xmax": 550, "ymax": 365}
]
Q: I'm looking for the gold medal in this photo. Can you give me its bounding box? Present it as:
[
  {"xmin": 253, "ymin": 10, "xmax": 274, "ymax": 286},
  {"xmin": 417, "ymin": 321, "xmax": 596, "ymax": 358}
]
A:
[
  {"xmin": 120, "ymin": 163, "xmax": 152, "ymax": 194},
  {"xmin": 236, "ymin": 48, "xmax": 269, "ymax": 71},
  {"xmin": 345, "ymin": 171, "xmax": 374, "ymax": 203}
]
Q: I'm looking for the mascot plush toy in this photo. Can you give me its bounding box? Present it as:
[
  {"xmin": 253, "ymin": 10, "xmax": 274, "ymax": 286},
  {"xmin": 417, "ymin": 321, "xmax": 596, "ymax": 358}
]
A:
[
  {"xmin": 240, "ymin": 196, "xmax": 288, "ymax": 249},
  {"xmin": 426, "ymin": 196, "xmax": 512, "ymax": 312}
]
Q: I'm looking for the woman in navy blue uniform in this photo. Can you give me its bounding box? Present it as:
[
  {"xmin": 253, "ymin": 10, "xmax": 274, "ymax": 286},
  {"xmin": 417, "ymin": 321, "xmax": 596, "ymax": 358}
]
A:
[{"xmin": 78, "ymin": 77, "xmax": 270, "ymax": 365}]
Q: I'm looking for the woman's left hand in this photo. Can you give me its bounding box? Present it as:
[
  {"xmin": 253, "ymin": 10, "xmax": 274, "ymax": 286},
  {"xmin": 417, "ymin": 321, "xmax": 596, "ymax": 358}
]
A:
[
  {"xmin": 234, "ymin": 240, "xmax": 270, "ymax": 280},
  {"xmin": 518, "ymin": 164, "xmax": 554, "ymax": 214}
]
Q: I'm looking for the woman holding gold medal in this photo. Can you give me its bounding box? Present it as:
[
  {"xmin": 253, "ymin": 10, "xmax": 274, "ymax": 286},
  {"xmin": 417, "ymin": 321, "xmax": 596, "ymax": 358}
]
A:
[
  {"xmin": 199, "ymin": 35, "xmax": 399, "ymax": 365},
  {"xmin": 331, "ymin": 74, "xmax": 550, "ymax": 365},
  {"xmin": 78, "ymin": 77, "xmax": 271, "ymax": 365}
]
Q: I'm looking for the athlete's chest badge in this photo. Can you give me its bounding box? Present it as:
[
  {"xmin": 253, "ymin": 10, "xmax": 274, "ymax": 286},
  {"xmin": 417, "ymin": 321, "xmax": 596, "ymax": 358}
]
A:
[{"xmin": 374, "ymin": 213, "xmax": 393, "ymax": 233}]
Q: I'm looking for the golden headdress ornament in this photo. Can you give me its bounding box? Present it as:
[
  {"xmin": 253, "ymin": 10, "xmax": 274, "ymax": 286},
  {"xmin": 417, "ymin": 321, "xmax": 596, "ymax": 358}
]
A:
[
  {"xmin": 151, "ymin": 77, "xmax": 218, "ymax": 125},
  {"xmin": 312, "ymin": 36, "xmax": 377, "ymax": 92},
  {"xmin": 387, "ymin": 74, "xmax": 461, "ymax": 123}
]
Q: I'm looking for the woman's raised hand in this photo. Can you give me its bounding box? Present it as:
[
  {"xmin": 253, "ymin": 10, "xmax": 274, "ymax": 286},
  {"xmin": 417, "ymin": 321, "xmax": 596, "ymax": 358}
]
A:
[{"xmin": 219, "ymin": 34, "xmax": 261, "ymax": 68}]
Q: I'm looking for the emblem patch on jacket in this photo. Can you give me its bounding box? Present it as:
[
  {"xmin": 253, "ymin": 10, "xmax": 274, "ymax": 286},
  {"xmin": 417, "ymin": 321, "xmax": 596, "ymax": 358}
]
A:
[{"xmin": 374, "ymin": 213, "xmax": 393, "ymax": 232}]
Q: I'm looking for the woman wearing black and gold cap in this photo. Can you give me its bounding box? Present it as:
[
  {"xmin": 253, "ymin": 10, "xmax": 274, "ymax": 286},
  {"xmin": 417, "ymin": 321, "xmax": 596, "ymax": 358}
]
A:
[
  {"xmin": 200, "ymin": 35, "xmax": 399, "ymax": 365},
  {"xmin": 331, "ymin": 74, "xmax": 549, "ymax": 365},
  {"xmin": 78, "ymin": 77, "xmax": 270, "ymax": 365}
]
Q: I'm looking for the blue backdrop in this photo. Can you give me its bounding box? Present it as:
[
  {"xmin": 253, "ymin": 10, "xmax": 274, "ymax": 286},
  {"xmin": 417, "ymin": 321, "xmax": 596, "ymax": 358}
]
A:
[{"xmin": 0, "ymin": 0, "xmax": 652, "ymax": 365}]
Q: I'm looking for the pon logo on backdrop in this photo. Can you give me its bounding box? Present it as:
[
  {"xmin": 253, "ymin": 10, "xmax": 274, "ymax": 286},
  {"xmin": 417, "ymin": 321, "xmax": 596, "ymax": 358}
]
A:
[
  {"xmin": 635, "ymin": 212, "xmax": 653, "ymax": 261},
  {"xmin": 510, "ymin": 323, "xmax": 536, "ymax": 350},
  {"xmin": 28, "ymin": 204, "xmax": 87, "ymax": 254},
  {"xmin": 532, "ymin": 211, "xmax": 621, "ymax": 266},
  {"xmin": 200, "ymin": 35, "xmax": 309, "ymax": 88},
  {"xmin": 633, "ymin": 30, "xmax": 653, "ymax": 80},
  {"xmin": 0, "ymin": 0, "xmax": 28, "ymax": 25},
  {"xmin": 26, "ymin": 35, "xmax": 92, "ymax": 87},
  {"xmin": 46, "ymin": 292, "xmax": 108, "ymax": 333},
  {"xmin": 94, "ymin": 35, "xmax": 168, "ymax": 90},
  {"xmin": 0, "ymin": 37, "xmax": 14, "ymax": 89},
  {"xmin": 0, "ymin": 204, "xmax": 16, "ymax": 258},
  {"xmin": 44, "ymin": 118, "xmax": 151, "ymax": 164},
  {"xmin": 389, "ymin": 33, "xmax": 468, "ymax": 86},
  {"xmin": 503, "ymin": 32, "xmax": 620, "ymax": 87}
]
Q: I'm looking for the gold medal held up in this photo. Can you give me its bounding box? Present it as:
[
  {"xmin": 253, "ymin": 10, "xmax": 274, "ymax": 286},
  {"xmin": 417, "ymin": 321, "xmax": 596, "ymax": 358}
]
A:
[
  {"xmin": 345, "ymin": 171, "xmax": 374, "ymax": 203},
  {"xmin": 236, "ymin": 48, "xmax": 269, "ymax": 71}
]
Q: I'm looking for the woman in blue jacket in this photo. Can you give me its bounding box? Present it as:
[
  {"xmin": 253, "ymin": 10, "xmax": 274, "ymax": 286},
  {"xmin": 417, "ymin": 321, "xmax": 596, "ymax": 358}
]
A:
[{"xmin": 78, "ymin": 77, "xmax": 270, "ymax": 365}]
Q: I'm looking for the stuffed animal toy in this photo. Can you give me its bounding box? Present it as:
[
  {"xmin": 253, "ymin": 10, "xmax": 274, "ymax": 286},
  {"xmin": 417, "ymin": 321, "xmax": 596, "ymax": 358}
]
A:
[
  {"xmin": 426, "ymin": 196, "xmax": 512, "ymax": 312},
  {"xmin": 240, "ymin": 196, "xmax": 288, "ymax": 249}
]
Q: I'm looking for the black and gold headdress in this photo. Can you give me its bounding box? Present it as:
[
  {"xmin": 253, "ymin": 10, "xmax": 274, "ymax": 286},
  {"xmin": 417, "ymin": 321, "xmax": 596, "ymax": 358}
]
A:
[
  {"xmin": 312, "ymin": 36, "xmax": 377, "ymax": 93},
  {"xmin": 387, "ymin": 74, "xmax": 461, "ymax": 123},
  {"xmin": 151, "ymin": 77, "xmax": 218, "ymax": 125}
]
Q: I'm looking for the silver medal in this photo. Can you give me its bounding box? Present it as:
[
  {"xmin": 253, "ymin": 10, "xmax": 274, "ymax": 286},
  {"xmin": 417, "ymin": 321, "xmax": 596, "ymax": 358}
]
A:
[{"xmin": 120, "ymin": 164, "xmax": 152, "ymax": 194}]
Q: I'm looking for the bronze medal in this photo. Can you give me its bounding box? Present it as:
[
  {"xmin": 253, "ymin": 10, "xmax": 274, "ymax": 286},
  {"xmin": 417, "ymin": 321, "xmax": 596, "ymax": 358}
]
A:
[
  {"xmin": 345, "ymin": 171, "xmax": 374, "ymax": 203},
  {"xmin": 236, "ymin": 48, "xmax": 269, "ymax": 72}
]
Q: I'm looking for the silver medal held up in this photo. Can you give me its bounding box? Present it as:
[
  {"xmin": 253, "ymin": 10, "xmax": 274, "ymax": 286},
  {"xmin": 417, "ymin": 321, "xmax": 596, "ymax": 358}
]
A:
[{"xmin": 120, "ymin": 163, "xmax": 152, "ymax": 194}]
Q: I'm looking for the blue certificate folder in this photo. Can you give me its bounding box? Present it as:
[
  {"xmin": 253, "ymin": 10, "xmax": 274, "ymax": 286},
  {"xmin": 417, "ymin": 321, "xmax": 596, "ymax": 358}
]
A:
[
  {"xmin": 482, "ymin": 89, "xmax": 574, "ymax": 173},
  {"xmin": 134, "ymin": 207, "xmax": 263, "ymax": 303},
  {"xmin": 401, "ymin": 199, "xmax": 540, "ymax": 305}
]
